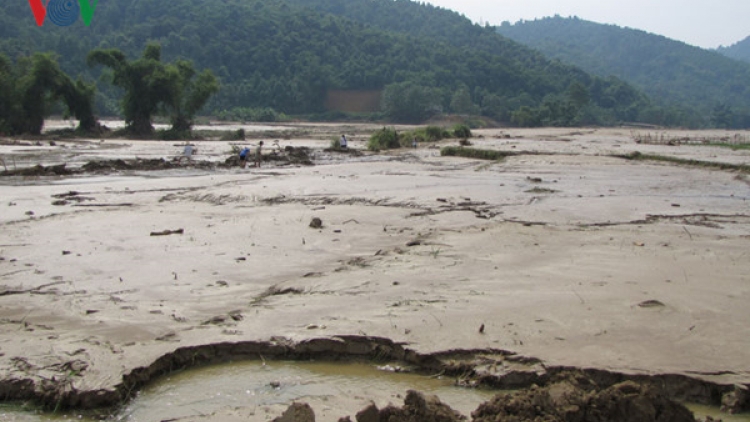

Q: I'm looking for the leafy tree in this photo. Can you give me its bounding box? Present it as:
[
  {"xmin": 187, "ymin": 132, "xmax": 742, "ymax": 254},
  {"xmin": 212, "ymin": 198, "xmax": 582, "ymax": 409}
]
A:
[
  {"xmin": 450, "ymin": 87, "xmax": 479, "ymax": 115},
  {"xmin": 381, "ymin": 81, "xmax": 442, "ymax": 123},
  {"xmin": 88, "ymin": 43, "xmax": 173, "ymax": 135},
  {"xmin": 711, "ymin": 103, "xmax": 734, "ymax": 128},
  {"xmin": 162, "ymin": 60, "xmax": 219, "ymax": 132},
  {"xmin": 0, "ymin": 54, "xmax": 17, "ymax": 134},
  {"xmin": 511, "ymin": 106, "xmax": 540, "ymax": 127},
  {"xmin": 0, "ymin": 53, "xmax": 96, "ymax": 135},
  {"xmin": 567, "ymin": 81, "xmax": 590, "ymax": 108},
  {"xmin": 88, "ymin": 44, "xmax": 219, "ymax": 134}
]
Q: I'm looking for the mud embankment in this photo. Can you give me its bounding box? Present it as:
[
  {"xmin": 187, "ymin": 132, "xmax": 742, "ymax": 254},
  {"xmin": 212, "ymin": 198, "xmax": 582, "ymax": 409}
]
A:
[
  {"xmin": 0, "ymin": 148, "xmax": 315, "ymax": 177},
  {"xmin": 0, "ymin": 336, "xmax": 747, "ymax": 417}
]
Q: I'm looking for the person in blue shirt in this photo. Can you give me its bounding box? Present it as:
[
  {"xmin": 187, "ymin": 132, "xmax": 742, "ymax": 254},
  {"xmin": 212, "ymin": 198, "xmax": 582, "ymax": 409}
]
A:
[{"xmin": 239, "ymin": 147, "xmax": 251, "ymax": 168}]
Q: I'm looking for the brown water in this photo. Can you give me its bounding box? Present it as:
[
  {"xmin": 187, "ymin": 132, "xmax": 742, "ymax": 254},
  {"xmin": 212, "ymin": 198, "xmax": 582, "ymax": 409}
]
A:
[
  {"xmin": 112, "ymin": 360, "xmax": 495, "ymax": 421},
  {"xmin": 1, "ymin": 360, "xmax": 748, "ymax": 421}
]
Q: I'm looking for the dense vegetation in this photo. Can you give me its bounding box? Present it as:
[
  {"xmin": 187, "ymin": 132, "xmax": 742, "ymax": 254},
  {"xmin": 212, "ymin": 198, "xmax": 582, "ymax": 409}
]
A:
[
  {"xmin": 87, "ymin": 43, "xmax": 219, "ymax": 135},
  {"xmin": 0, "ymin": 53, "xmax": 96, "ymax": 135},
  {"xmin": 0, "ymin": 43, "xmax": 217, "ymax": 136},
  {"xmin": 496, "ymin": 16, "xmax": 750, "ymax": 128},
  {"xmin": 717, "ymin": 36, "xmax": 750, "ymax": 64},
  {"xmin": 0, "ymin": 0, "xmax": 740, "ymax": 129}
]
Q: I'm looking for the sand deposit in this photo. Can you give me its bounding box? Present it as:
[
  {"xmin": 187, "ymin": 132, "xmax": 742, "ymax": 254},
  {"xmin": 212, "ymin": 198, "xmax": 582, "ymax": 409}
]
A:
[{"xmin": 0, "ymin": 124, "xmax": 749, "ymax": 420}]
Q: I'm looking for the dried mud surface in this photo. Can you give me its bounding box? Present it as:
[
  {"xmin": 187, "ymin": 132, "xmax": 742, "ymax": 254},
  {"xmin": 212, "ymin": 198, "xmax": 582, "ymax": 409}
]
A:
[{"xmin": 0, "ymin": 124, "xmax": 749, "ymax": 420}]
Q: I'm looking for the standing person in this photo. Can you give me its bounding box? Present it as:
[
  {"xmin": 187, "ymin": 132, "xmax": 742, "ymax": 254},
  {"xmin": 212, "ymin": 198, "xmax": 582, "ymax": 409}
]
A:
[
  {"xmin": 178, "ymin": 142, "xmax": 194, "ymax": 163},
  {"xmin": 254, "ymin": 140, "xmax": 264, "ymax": 167},
  {"xmin": 412, "ymin": 137, "xmax": 418, "ymax": 149},
  {"xmin": 339, "ymin": 134, "xmax": 348, "ymax": 149},
  {"xmin": 239, "ymin": 146, "xmax": 251, "ymax": 168}
]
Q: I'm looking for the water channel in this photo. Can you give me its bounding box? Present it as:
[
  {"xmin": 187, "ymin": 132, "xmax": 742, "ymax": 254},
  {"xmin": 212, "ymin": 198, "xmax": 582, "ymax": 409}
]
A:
[{"xmin": 2, "ymin": 360, "xmax": 748, "ymax": 421}]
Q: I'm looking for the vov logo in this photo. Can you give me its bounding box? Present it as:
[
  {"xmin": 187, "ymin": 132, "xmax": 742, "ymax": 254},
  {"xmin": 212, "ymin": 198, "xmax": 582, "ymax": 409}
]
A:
[{"xmin": 28, "ymin": 0, "xmax": 99, "ymax": 27}]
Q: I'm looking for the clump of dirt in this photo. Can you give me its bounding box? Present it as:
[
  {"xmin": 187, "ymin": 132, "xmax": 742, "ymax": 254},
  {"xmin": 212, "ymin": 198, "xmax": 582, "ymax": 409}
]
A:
[
  {"xmin": 1, "ymin": 163, "xmax": 74, "ymax": 176},
  {"xmin": 294, "ymin": 377, "xmax": 713, "ymax": 422},
  {"xmin": 273, "ymin": 402, "xmax": 316, "ymax": 422},
  {"xmin": 472, "ymin": 376, "xmax": 699, "ymax": 422},
  {"xmin": 223, "ymin": 146, "xmax": 314, "ymax": 167},
  {"xmin": 82, "ymin": 158, "xmax": 215, "ymax": 172},
  {"xmin": 330, "ymin": 372, "xmax": 717, "ymax": 422},
  {"xmin": 336, "ymin": 390, "xmax": 465, "ymax": 422}
]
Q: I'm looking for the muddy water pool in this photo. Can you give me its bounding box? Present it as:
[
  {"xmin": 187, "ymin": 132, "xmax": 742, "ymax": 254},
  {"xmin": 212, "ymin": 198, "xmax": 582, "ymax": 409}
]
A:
[{"xmin": 2, "ymin": 360, "xmax": 748, "ymax": 421}]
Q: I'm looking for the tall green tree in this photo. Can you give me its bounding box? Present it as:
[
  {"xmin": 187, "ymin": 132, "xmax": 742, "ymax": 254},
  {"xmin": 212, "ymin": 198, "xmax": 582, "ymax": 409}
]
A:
[
  {"xmin": 381, "ymin": 82, "xmax": 442, "ymax": 123},
  {"xmin": 162, "ymin": 60, "xmax": 219, "ymax": 132},
  {"xmin": 0, "ymin": 53, "xmax": 97, "ymax": 135},
  {"xmin": 0, "ymin": 54, "xmax": 17, "ymax": 134},
  {"xmin": 88, "ymin": 43, "xmax": 173, "ymax": 135}
]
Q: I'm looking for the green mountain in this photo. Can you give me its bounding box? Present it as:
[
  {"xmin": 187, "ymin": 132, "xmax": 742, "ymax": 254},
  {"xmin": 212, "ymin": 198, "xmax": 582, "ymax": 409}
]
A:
[
  {"xmin": 717, "ymin": 36, "xmax": 750, "ymax": 64},
  {"xmin": 0, "ymin": 0, "xmax": 677, "ymax": 126},
  {"xmin": 496, "ymin": 16, "xmax": 750, "ymax": 128}
]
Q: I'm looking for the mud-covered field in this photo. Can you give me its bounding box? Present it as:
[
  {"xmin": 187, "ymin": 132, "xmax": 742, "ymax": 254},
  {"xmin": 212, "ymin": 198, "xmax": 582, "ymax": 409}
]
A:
[{"xmin": 0, "ymin": 123, "xmax": 749, "ymax": 420}]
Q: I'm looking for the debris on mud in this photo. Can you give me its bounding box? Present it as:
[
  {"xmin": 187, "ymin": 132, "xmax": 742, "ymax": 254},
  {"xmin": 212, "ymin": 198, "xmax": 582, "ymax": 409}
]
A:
[
  {"xmin": 279, "ymin": 377, "xmax": 718, "ymax": 422},
  {"xmin": 332, "ymin": 376, "xmax": 717, "ymax": 422},
  {"xmin": 1, "ymin": 149, "xmax": 315, "ymax": 177},
  {"xmin": 1, "ymin": 163, "xmax": 73, "ymax": 176},
  {"xmin": 638, "ymin": 300, "xmax": 666, "ymax": 308},
  {"xmin": 149, "ymin": 228, "xmax": 184, "ymax": 237}
]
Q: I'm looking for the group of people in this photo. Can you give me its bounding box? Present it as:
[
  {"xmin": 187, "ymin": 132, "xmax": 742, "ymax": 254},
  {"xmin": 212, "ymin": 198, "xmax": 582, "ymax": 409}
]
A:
[
  {"xmin": 178, "ymin": 133, "xmax": 390, "ymax": 168},
  {"xmin": 239, "ymin": 140, "xmax": 263, "ymax": 168},
  {"xmin": 177, "ymin": 140, "xmax": 264, "ymax": 168}
]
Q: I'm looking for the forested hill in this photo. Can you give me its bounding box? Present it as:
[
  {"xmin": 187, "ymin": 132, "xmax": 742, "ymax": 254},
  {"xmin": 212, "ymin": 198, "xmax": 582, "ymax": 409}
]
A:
[
  {"xmin": 0, "ymin": 0, "xmax": 682, "ymax": 126},
  {"xmin": 496, "ymin": 16, "xmax": 750, "ymax": 127},
  {"xmin": 717, "ymin": 37, "xmax": 750, "ymax": 64}
]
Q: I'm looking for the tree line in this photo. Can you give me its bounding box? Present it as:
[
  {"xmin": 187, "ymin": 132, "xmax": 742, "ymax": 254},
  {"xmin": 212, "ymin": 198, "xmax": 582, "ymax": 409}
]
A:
[{"xmin": 0, "ymin": 0, "xmax": 708, "ymax": 128}]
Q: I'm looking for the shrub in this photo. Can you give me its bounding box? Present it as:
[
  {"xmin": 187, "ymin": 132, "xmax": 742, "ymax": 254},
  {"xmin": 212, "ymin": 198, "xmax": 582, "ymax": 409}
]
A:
[
  {"xmin": 452, "ymin": 124, "xmax": 472, "ymax": 138},
  {"xmin": 368, "ymin": 127, "xmax": 401, "ymax": 150}
]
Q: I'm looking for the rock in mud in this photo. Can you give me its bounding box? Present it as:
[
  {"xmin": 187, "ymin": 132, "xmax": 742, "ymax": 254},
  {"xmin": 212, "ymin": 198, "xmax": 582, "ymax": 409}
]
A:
[
  {"xmin": 350, "ymin": 390, "xmax": 466, "ymax": 422},
  {"xmin": 273, "ymin": 402, "xmax": 315, "ymax": 422},
  {"xmin": 721, "ymin": 384, "xmax": 750, "ymax": 414},
  {"xmin": 355, "ymin": 402, "xmax": 379, "ymax": 422}
]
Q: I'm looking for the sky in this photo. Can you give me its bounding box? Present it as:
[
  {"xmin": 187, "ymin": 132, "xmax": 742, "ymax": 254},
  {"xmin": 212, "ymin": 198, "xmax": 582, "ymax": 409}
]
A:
[{"xmin": 422, "ymin": 0, "xmax": 750, "ymax": 49}]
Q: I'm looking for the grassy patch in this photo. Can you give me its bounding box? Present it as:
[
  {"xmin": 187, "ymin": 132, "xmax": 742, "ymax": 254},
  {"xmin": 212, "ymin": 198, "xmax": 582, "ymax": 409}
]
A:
[
  {"xmin": 368, "ymin": 125, "xmax": 474, "ymax": 151},
  {"xmin": 440, "ymin": 146, "xmax": 518, "ymax": 161},
  {"xmin": 614, "ymin": 151, "xmax": 750, "ymax": 173}
]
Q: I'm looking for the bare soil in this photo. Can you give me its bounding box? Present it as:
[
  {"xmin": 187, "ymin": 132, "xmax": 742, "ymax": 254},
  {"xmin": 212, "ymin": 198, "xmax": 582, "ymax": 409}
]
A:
[{"xmin": 0, "ymin": 123, "xmax": 749, "ymax": 420}]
